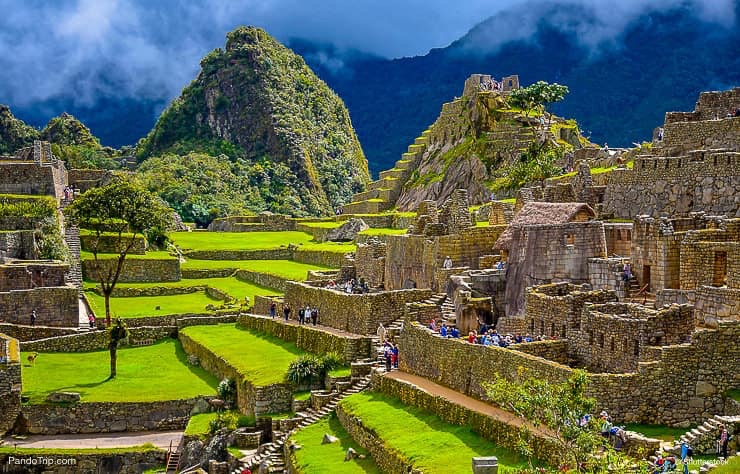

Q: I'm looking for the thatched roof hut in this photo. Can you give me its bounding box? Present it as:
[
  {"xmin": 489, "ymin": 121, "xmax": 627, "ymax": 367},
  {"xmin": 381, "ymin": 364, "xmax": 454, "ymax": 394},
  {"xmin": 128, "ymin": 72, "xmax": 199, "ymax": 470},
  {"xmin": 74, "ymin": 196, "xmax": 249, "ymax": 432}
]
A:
[{"xmin": 494, "ymin": 202, "xmax": 596, "ymax": 250}]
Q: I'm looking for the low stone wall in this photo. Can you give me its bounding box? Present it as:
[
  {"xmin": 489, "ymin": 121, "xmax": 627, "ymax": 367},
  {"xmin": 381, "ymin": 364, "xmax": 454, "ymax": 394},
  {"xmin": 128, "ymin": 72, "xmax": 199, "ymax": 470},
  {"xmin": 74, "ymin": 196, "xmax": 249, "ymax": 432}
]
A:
[
  {"xmin": 694, "ymin": 286, "xmax": 740, "ymax": 326},
  {"xmin": 0, "ymin": 216, "xmax": 46, "ymax": 230},
  {"xmin": 0, "ymin": 323, "xmax": 78, "ymax": 342},
  {"xmin": 183, "ymin": 249, "xmax": 292, "ymax": 260},
  {"xmin": 236, "ymin": 314, "xmax": 372, "ymax": 363},
  {"xmin": 20, "ymin": 398, "xmax": 202, "ymax": 434},
  {"xmin": 235, "ymin": 269, "xmax": 287, "ymax": 292},
  {"xmin": 181, "ymin": 267, "xmax": 235, "ymax": 279},
  {"xmin": 0, "ymin": 450, "xmax": 165, "ymax": 474},
  {"xmin": 371, "ymin": 373, "xmax": 560, "ymax": 466},
  {"xmin": 510, "ymin": 339, "xmax": 569, "ymax": 365},
  {"xmin": 400, "ymin": 321, "xmax": 740, "ymax": 426},
  {"xmin": 118, "ymin": 312, "xmax": 224, "ymax": 328},
  {"xmin": 284, "ymin": 282, "xmax": 431, "ymax": 335},
  {"xmin": 0, "ymin": 286, "xmax": 79, "ymax": 327},
  {"xmin": 177, "ymin": 314, "xmax": 238, "ymax": 329},
  {"xmin": 179, "ymin": 331, "xmax": 292, "ymax": 416},
  {"xmin": 336, "ymin": 402, "xmax": 415, "ymax": 474},
  {"xmin": 294, "ymin": 223, "xmax": 334, "ymax": 242},
  {"xmin": 0, "ymin": 230, "xmax": 35, "ymax": 260},
  {"xmin": 79, "ymin": 233, "xmax": 147, "ymax": 255},
  {"xmin": 82, "ymin": 257, "xmax": 181, "ymax": 283},
  {"xmin": 20, "ymin": 326, "xmax": 175, "ymax": 352},
  {"xmin": 252, "ymin": 295, "xmax": 284, "ymax": 317},
  {"xmin": 292, "ymin": 249, "xmax": 346, "ymax": 268},
  {"xmin": 0, "ymin": 356, "xmax": 21, "ymax": 436}
]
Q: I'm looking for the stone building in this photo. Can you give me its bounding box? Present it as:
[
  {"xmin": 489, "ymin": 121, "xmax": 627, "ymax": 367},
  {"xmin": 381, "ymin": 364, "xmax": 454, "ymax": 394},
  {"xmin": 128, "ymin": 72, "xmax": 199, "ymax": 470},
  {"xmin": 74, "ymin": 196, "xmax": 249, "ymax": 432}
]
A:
[
  {"xmin": 0, "ymin": 141, "xmax": 68, "ymax": 199},
  {"xmin": 494, "ymin": 202, "xmax": 607, "ymax": 315}
]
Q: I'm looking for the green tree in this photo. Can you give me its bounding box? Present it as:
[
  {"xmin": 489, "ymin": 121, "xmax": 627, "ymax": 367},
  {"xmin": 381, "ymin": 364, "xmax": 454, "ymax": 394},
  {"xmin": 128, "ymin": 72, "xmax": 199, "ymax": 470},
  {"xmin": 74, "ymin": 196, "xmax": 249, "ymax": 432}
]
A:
[
  {"xmin": 484, "ymin": 368, "xmax": 648, "ymax": 473},
  {"xmin": 107, "ymin": 318, "xmax": 129, "ymax": 379},
  {"xmin": 507, "ymin": 80, "xmax": 569, "ymax": 119},
  {"xmin": 64, "ymin": 178, "xmax": 172, "ymax": 325}
]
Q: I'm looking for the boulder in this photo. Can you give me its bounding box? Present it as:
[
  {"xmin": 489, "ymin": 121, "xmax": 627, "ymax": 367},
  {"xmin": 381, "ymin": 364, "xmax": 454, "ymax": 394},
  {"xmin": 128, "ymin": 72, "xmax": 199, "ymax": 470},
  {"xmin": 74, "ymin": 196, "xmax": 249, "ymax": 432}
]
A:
[
  {"xmin": 46, "ymin": 392, "xmax": 80, "ymax": 403},
  {"xmin": 321, "ymin": 433, "xmax": 339, "ymax": 444},
  {"xmin": 326, "ymin": 218, "xmax": 369, "ymax": 242}
]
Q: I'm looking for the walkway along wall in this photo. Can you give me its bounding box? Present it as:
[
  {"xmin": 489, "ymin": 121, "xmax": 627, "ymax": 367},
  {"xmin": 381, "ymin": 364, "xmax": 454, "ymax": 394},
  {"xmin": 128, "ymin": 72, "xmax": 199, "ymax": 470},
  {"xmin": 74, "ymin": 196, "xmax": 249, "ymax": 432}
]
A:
[{"xmin": 399, "ymin": 321, "xmax": 740, "ymax": 426}]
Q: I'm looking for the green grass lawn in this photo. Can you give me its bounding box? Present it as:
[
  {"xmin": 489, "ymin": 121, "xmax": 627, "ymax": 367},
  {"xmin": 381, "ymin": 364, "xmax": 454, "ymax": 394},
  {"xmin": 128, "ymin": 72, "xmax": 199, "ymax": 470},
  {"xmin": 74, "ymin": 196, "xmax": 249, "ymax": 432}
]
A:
[
  {"xmin": 184, "ymin": 411, "xmax": 255, "ymax": 438},
  {"xmin": 171, "ymin": 231, "xmax": 354, "ymax": 253},
  {"xmin": 0, "ymin": 445, "xmax": 161, "ymax": 455},
  {"xmin": 358, "ymin": 227, "xmax": 407, "ymax": 236},
  {"xmin": 21, "ymin": 340, "xmax": 218, "ymax": 404},
  {"xmin": 179, "ymin": 324, "xmax": 305, "ymax": 386},
  {"xmin": 84, "ymin": 290, "xmax": 222, "ymax": 318},
  {"xmin": 339, "ymin": 392, "xmax": 529, "ymax": 473},
  {"xmin": 80, "ymin": 250, "xmax": 176, "ymax": 260},
  {"xmin": 181, "ymin": 259, "xmax": 334, "ymax": 280},
  {"xmin": 727, "ymin": 388, "xmax": 740, "ymax": 402},
  {"xmin": 476, "ymin": 221, "xmax": 490, "ymax": 227},
  {"xmin": 624, "ymin": 424, "xmax": 692, "ymax": 443},
  {"xmin": 298, "ymin": 221, "xmax": 342, "ymax": 229},
  {"xmin": 86, "ymin": 276, "xmax": 281, "ymax": 305},
  {"xmin": 708, "ymin": 455, "xmax": 740, "ymax": 473},
  {"xmin": 290, "ymin": 414, "xmax": 381, "ymax": 474}
]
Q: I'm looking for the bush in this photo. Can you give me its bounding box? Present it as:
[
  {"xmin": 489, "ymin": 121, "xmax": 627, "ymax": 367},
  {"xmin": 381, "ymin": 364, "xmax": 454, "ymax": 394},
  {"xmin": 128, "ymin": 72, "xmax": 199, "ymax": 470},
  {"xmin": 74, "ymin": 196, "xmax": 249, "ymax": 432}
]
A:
[
  {"xmin": 209, "ymin": 412, "xmax": 238, "ymax": 434},
  {"xmin": 36, "ymin": 217, "xmax": 69, "ymax": 261},
  {"xmin": 286, "ymin": 352, "xmax": 342, "ymax": 386},
  {"xmin": 0, "ymin": 198, "xmax": 56, "ymax": 218},
  {"xmin": 217, "ymin": 378, "xmax": 237, "ymax": 407}
]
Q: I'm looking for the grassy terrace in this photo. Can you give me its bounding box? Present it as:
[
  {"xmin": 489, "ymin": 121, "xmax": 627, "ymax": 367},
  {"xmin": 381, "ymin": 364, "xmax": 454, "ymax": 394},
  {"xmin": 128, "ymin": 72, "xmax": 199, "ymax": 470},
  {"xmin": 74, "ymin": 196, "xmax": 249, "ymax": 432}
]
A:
[
  {"xmin": 170, "ymin": 230, "xmax": 355, "ymax": 253},
  {"xmin": 179, "ymin": 324, "xmax": 304, "ymax": 386},
  {"xmin": 84, "ymin": 289, "xmax": 223, "ymax": 318},
  {"xmin": 339, "ymin": 392, "xmax": 529, "ymax": 473},
  {"xmin": 181, "ymin": 259, "xmax": 334, "ymax": 280},
  {"xmin": 80, "ymin": 250, "xmax": 176, "ymax": 260},
  {"xmin": 21, "ymin": 340, "xmax": 218, "ymax": 404},
  {"xmin": 624, "ymin": 424, "xmax": 693, "ymax": 443},
  {"xmin": 290, "ymin": 415, "xmax": 381, "ymax": 473},
  {"xmin": 358, "ymin": 227, "xmax": 407, "ymax": 236}
]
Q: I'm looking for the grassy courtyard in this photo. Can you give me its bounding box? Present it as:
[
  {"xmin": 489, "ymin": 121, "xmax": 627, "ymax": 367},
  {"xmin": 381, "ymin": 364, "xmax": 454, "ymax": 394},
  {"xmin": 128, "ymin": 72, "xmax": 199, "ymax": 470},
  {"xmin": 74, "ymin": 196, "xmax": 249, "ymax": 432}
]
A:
[
  {"xmin": 170, "ymin": 230, "xmax": 355, "ymax": 253},
  {"xmin": 179, "ymin": 324, "xmax": 305, "ymax": 386},
  {"xmin": 339, "ymin": 392, "xmax": 529, "ymax": 473},
  {"xmin": 84, "ymin": 289, "xmax": 223, "ymax": 318},
  {"xmin": 289, "ymin": 414, "xmax": 381, "ymax": 473},
  {"xmin": 21, "ymin": 340, "xmax": 218, "ymax": 404},
  {"xmin": 180, "ymin": 258, "xmax": 334, "ymax": 280}
]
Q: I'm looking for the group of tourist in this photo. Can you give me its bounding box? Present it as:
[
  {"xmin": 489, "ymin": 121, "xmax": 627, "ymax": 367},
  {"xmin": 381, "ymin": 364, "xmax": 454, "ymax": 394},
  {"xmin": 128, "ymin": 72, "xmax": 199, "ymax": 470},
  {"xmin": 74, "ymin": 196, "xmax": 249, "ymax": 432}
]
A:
[
  {"xmin": 272, "ymin": 302, "xmax": 319, "ymax": 326},
  {"xmin": 382, "ymin": 340, "xmax": 399, "ymax": 372},
  {"xmin": 324, "ymin": 278, "xmax": 370, "ymax": 294},
  {"xmin": 62, "ymin": 185, "xmax": 75, "ymax": 201},
  {"xmin": 427, "ymin": 318, "xmax": 556, "ymax": 348}
]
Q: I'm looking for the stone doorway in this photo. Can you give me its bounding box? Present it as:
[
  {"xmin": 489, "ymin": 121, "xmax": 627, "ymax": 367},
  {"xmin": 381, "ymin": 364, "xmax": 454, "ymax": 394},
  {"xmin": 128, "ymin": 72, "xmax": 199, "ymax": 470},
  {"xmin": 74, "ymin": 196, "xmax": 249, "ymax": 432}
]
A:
[
  {"xmin": 712, "ymin": 251, "xmax": 728, "ymax": 287},
  {"xmin": 642, "ymin": 265, "xmax": 651, "ymax": 292}
]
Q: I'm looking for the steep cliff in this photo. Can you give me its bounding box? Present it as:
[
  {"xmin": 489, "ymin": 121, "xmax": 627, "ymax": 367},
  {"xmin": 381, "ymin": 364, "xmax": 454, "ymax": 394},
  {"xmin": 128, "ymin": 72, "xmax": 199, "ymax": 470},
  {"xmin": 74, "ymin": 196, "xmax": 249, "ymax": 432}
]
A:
[
  {"xmin": 0, "ymin": 105, "xmax": 39, "ymax": 155},
  {"xmin": 137, "ymin": 26, "xmax": 370, "ymax": 216}
]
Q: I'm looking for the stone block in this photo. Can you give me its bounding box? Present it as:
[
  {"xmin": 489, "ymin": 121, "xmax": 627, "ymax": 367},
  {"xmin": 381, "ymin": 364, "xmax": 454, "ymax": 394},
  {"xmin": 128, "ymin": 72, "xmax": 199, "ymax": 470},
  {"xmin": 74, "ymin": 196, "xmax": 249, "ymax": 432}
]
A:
[
  {"xmin": 45, "ymin": 391, "xmax": 80, "ymax": 403},
  {"xmin": 472, "ymin": 456, "xmax": 498, "ymax": 474}
]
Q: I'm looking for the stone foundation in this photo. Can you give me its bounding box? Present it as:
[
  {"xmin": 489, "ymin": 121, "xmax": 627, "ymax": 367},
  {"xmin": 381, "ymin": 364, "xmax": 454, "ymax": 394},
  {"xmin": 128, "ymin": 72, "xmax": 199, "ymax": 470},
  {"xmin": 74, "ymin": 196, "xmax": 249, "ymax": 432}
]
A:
[
  {"xmin": 0, "ymin": 286, "xmax": 79, "ymax": 327},
  {"xmin": 82, "ymin": 257, "xmax": 181, "ymax": 283}
]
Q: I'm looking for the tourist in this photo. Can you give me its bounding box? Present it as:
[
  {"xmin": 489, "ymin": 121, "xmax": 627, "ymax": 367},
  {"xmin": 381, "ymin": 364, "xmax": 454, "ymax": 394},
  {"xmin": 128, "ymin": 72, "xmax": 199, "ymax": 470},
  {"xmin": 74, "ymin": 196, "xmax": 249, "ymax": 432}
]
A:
[
  {"xmin": 391, "ymin": 343, "xmax": 399, "ymax": 369},
  {"xmin": 383, "ymin": 343, "xmax": 392, "ymax": 372},
  {"xmin": 283, "ymin": 304, "xmax": 291, "ymax": 321},
  {"xmin": 442, "ymin": 256, "xmax": 453, "ymax": 269},
  {"xmin": 622, "ymin": 263, "xmax": 632, "ymax": 282},
  {"xmin": 680, "ymin": 441, "xmax": 692, "ymax": 474},
  {"xmin": 88, "ymin": 314, "xmax": 95, "ymax": 329},
  {"xmin": 657, "ymin": 127, "xmax": 664, "ymax": 141},
  {"xmin": 429, "ymin": 319, "xmax": 437, "ymax": 332},
  {"xmin": 496, "ymin": 261, "xmax": 504, "ymax": 270},
  {"xmin": 269, "ymin": 301, "xmax": 277, "ymax": 319},
  {"xmin": 327, "ymin": 279, "xmax": 336, "ymax": 289},
  {"xmin": 377, "ymin": 323, "xmax": 387, "ymax": 343},
  {"xmin": 310, "ymin": 308, "xmax": 318, "ymax": 326},
  {"xmin": 599, "ymin": 411, "xmax": 612, "ymax": 438},
  {"xmin": 450, "ymin": 326, "xmax": 459, "ymax": 338},
  {"xmin": 440, "ymin": 323, "xmax": 448, "ymax": 337},
  {"xmin": 717, "ymin": 424, "xmax": 729, "ymax": 459},
  {"xmin": 345, "ymin": 280, "xmax": 354, "ymax": 294},
  {"xmin": 735, "ymin": 107, "xmax": 740, "ymax": 117},
  {"xmin": 30, "ymin": 309, "xmax": 36, "ymax": 327},
  {"xmin": 490, "ymin": 192, "xmax": 496, "ymax": 201},
  {"xmin": 298, "ymin": 306, "xmax": 305, "ymax": 325},
  {"xmin": 468, "ymin": 331, "xmax": 477, "ymax": 344}
]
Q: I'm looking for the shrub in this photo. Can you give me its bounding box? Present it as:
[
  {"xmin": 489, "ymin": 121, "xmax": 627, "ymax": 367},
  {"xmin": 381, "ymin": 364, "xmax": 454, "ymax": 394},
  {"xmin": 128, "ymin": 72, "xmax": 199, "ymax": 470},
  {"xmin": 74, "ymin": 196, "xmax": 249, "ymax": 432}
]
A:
[
  {"xmin": 0, "ymin": 198, "xmax": 56, "ymax": 218},
  {"xmin": 35, "ymin": 217, "xmax": 69, "ymax": 261},
  {"xmin": 209, "ymin": 412, "xmax": 238, "ymax": 434},
  {"xmin": 286, "ymin": 352, "xmax": 342, "ymax": 386},
  {"xmin": 217, "ymin": 378, "xmax": 237, "ymax": 407}
]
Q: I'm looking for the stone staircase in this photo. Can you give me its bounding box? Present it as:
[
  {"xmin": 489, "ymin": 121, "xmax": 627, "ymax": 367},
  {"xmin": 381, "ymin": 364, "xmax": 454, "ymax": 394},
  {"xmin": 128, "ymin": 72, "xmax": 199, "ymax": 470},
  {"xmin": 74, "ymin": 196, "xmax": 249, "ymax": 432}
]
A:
[
  {"xmin": 371, "ymin": 317, "xmax": 406, "ymax": 365},
  {"xmin": 343, "ymin": 131, "xmax": 430, "ymax": 214},
  {"xmin": 231, "ymin": 375, "xmax": 373, "ymax": 474},
  {"xmin": 63, "ymin": 224, "xmax": 83, "ymax": 294},
  {"xmin": 668, "ymin": 414, "xmax": 740, "ymax": 455}
]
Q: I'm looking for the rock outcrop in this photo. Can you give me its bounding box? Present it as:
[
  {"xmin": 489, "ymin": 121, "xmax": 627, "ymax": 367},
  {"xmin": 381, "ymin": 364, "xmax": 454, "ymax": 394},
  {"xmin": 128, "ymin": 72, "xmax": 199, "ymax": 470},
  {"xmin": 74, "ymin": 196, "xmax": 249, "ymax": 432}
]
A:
[{"xmin": 0, "ymin": 105, "xmax": 39, "ymax": 155}]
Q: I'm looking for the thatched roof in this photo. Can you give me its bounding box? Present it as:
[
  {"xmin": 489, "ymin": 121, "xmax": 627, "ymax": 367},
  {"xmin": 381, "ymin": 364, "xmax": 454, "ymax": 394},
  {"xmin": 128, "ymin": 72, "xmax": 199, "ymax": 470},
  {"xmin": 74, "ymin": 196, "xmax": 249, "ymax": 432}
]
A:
[{"xmin": 494, "ymin": 202, "xmax": 596, "ymax": 250}]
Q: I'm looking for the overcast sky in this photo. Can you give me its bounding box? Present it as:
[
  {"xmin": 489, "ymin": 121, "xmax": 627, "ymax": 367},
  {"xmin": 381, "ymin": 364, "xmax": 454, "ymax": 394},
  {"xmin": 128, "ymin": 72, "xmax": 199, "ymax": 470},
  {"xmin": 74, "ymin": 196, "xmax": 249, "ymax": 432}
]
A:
[{"xmin": 0, "ymin": 0, "xmax": 735, "ymax": 107}]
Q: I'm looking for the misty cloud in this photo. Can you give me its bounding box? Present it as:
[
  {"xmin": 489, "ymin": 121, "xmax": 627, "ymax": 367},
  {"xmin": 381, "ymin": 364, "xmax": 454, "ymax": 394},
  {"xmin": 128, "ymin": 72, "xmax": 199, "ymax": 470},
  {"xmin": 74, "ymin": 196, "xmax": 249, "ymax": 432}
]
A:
[{"xmin": 0, "ymin": 0, "xmax": 735, "ymax": 109}]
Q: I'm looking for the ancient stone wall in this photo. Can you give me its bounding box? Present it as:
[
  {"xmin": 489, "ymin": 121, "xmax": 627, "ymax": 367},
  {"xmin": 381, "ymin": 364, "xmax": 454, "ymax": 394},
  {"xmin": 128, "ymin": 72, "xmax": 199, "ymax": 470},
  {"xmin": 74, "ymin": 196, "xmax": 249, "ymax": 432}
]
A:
[
  {"xmin": 82, "ymin": 257, "xmax": 181, "ymax": 283},
  {"xmin": 283, "ymin": 281, "xmax": 431, "ymax": 334},
  {"xmin": 588, "ymin": 258, "xmax": 628, "ymax": 300},
  {"xmin": 693, "ymin": 286, "xmax": 740, "ymax": 326},
  {"xmin": 523, "ymin": 283, "xmax": 617, "ymax": 343},
  {"xmin": 573, "ymin": 303, "xmax": 693, "ymax": 373},
  {"xmin": 0, "ymin": 216, "xmax": 48, "ymax": 231},
  {"xmin": 292, "ymin": 248, "xmax": 346, "ymax": 268},
  {"xmin": 664, "ymin": 88, "xmax": 740, "ymax": 123},
  {"xmin": 0, "ymin": 450, "xmax": 165, "ymax": 474},
  {"xmin": 0, "ymin": 262, "xmax": 68, "ymax": 292},
  {"xmin": 0, "ymin": 323, "xmax": 78, "ymax": 342},
  {"xmin": 0, "ymin": 230, "xmax": 36, "ymax": 260},
  {"xmin": 602, "ymin": 151, "xmax": 740, "ymax": 219},
  {"xmin": 603, "ymin": 223, "xmax": 632, "ymax": 257},
  {"xmin": 79, "ymin": 233, "xmax": 147, "ymax": 255},
  {"xmin": 0, "ymin": 163, "xmax": 61, "ymax": 196},
  {"xmin": 509, "ymin": 339, "xmax": 569, "ymax": 365},
  {"xmin": 20, "ymin": 398, "xmax": 201, "ymax": 434},
  {"xmin": 660, "ymin": 117, "xmax": 739, "ymax": 155},
  {"xmin": 0, "ymin": 286, "xmax": 78, "ymax": 327},
  {"xmin": 184, "ymin": 248, "xmax": 292, "ymax": 260},
  {"xmin": 505, "ymin": 221, "xmax": 607, "ymax": 315},
  {"xmin": 679, "ymin": 230, "xmax": 739, "ymax": 290},
  {"xmin": 20, "ymin": 326, "xmax": 175, "ymax": 352},
  {"xmin": 67, "ymin": 168, "xmax": 113, "ymax": 193},
  {"xmin": 236, "ymin": 314, "xmax": 372, "ymax": 363},
  {"xmin": 0, "ymin": 333, "xmax": 21, "ymax": 436},
  {"xmin": 631, "ymin": 217, "xmax": 682, "ymax": 291},
  {"xmin": 354, "ymin": 238, "xmax": 386, "ymax": 288},
  {"xmin": 400, "ymin": 321, "xmax": 740, "ymax": 425}
]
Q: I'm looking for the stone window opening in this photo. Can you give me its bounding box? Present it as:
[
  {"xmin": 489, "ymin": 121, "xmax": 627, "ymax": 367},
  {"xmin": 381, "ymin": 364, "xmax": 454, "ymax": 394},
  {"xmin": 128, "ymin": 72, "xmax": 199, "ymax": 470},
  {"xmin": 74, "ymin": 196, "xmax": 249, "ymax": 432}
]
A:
[
  {"xmin": 550, "ymin": 322, "xmax": 555, "ymax": 336},
  {"xmin": 561, "ymin": 324, "xmax": 567, "ymax": 338},
  {"xmin": 599, "ymin": 333, "xmax": 605, "ymax": 348},
  {"xmin": 588, "ymin": 330, "xmax": 594, "ymax": 345},
  {"xmin": 712, "ymin": 251, "xmax": 728, "ymax": 287},
  {"xmin": 565, "ymin": 233, "xmax": 575, "ymax": 245},
  {"xmin": 633, "ymin": 340, "xmax": 639, "ymax": 356}
]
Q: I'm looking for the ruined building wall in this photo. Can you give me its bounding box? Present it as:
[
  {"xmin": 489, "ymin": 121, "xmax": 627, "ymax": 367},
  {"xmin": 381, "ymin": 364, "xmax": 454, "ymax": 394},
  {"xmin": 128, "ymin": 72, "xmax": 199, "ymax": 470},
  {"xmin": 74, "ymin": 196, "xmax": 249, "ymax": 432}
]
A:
[
  {"xmin": 0, "ymin": 263, "xmax": 69, "ymax": 292},
  {"xmin": 573, "ymin": 303, "xmax": 693, "ymax": 373},
  {"xmin": 505, "ymin": 221, "xmax": 607, "ymax": 315},
  {"xmin": 0, "ymin": 333, "xmax": 21, "ymax": 436},
  {"xmin": 355, "ymin": 239, "xmax": 387, "ymax": 288},
  {"xmin": 603, "ymin": 223, "xmax": 632, "ymax": 257},
  {"xmin": 630, "ymin": 217, "xmax": 682, "ymax": 292},
  {"xmin": 679, "ymin": 236, "xmax": 739, "ymax": 290},
  {"xmin": 0, "ymin": 287, "xmax": 79, "ymax": 327}
]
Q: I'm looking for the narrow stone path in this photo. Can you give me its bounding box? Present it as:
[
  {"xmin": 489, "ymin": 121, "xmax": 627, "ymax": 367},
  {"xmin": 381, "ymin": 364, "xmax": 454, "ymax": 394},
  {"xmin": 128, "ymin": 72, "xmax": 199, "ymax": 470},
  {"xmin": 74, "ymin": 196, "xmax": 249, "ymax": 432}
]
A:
[
  {"xmin": 244, "ymin": 313, "xmax": 367, "ymax": 339},
  {"xmin": 384, "ymin": 370, "xmax": 553, "ymax": 436},
  {"xmin": 2, "ymin": 430, "xmax": 183, "ymax": 450}
]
